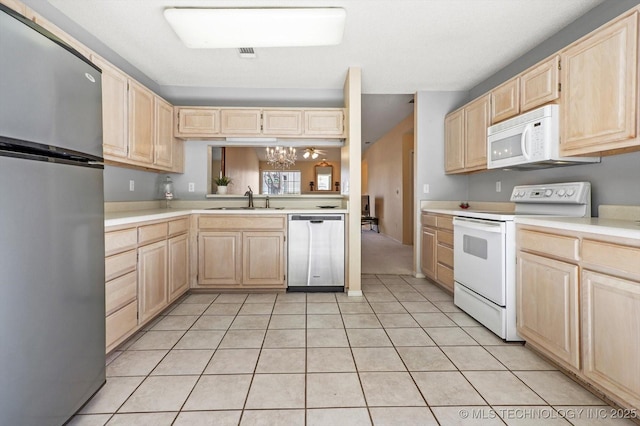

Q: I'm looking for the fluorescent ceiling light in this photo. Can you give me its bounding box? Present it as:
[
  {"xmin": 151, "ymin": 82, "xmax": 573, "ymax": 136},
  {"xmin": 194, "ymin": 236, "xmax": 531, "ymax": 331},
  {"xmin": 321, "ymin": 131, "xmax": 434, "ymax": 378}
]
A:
[{"xmin": 164, "ymin": 8, "xmax": 346, "ymax": 49}]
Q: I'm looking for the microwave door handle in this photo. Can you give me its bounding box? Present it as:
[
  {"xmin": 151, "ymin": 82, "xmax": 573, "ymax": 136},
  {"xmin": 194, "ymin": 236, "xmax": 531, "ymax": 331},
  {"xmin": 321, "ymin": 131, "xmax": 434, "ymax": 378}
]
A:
[{"xmin": 520, "ymin": 124, "xmax": 532, "ymax": 160}]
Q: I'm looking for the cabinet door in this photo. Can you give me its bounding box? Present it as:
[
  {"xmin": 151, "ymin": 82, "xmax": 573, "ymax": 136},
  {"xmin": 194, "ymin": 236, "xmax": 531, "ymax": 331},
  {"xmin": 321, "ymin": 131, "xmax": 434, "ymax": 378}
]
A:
[
  {"xmin": 421, "ymin": 227, "xmax": 436, "ymax": 279},
  {"xmin": 444, "ymin": 109, "xmax": 465, "ymax": 173},
  {"xmin": 168, "ymin": 233, "xmax": 189, "ymax": 302},
  {"xmin": 263, "ymin": 110, "xmax": 303, "ymax": 135},
  {"xmin": 517, "ymin": 251, "xmax": 580, "ymax": 369},
  {"xmin": 582, "ymin": 270, "xmax": 640, "ymax": 408},
  {"xmin": 138, "ymin": 240, "xmax": 168, "ymax": 324},
  {"xmin": 491, "ymin": 78, "xmax": 520, "ymax": 123},
  {"xmin": 464, "ymin": 94, "xmax": 490, "ymax": 171},
  {"xmin": 154, "ymin": 96, "xmax": 174, "ymax": 169},
  {"xmin": 128, "ymin": 79, "xmax": 155, "ymax": 164},
  {"xmin": 560, "ymin": 12, "xmax": 638, "ymax": 155},
  {"xmin": 520, "ymin": 55, "xmax": 559, "ymax": 112},
  {"xmin": 243, "ymin": 231, "xmax": 285, "ymax": 287},
  {"xmin": 92, "ymin": 56, "xmax": 128, "ymax": 158},
  {"xmin": 198, "ymin": 232, "xmax": 242, "ymax": 286},
  {"xmin": 304, "ymin": 110, "xmax": 345, "ymax": 136},
  {"xmin": 176, "ymin": 107, "xmax": 220, "ymax": 137},
  {"xmin": 220, "ymin": 109, "xmax": 262, "ymax": 135}
]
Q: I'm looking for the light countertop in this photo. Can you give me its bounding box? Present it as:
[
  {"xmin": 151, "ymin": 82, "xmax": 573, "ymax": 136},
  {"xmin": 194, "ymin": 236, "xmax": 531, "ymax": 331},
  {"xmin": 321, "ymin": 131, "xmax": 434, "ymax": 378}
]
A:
[
  {"xmin": 105, "ymin": 208, "xmax": 348, "ymax": 227},
  {"xmin": 515, "ymin": 216, "xmax": 640, "ymax": 240}
]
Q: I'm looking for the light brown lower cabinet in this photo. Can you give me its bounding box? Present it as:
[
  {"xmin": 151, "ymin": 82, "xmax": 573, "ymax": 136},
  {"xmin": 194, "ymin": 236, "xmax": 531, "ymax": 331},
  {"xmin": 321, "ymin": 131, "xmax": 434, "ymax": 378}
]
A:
[
  {"xmin": 137, "ymin": 240, "xmax": 168, "ymax": 324},
  {"xmin": 516, "ymin": 224, "xmax": 640, "ymax": 411},
  {"xmin": 242, "ymin": 231, "xmax": 285, "ymax": 287},
  {"xmin": 198, "ymin": 232, "xmax": 242, "ymax": 286},
  {"xmin": 168, "ymin": 233, "xmax": 189, "ymax": 302},
  {"xmin": 195, "ymin": 215, "xmax": 286, "ymax": 290},
  {"xmin": 582, "ymin": 270, "xmax": 640, "ymax": 409},
  {"xmin": 421, "ymin": 212, "xmax": 454, "ymax": 292},
  {"xmin": 104, "ymin": 216, "xmax": 190, "ymax": 353},
  {"xmin": 516, "ymin": 251, "xmax": 580, "ymax": 370}
]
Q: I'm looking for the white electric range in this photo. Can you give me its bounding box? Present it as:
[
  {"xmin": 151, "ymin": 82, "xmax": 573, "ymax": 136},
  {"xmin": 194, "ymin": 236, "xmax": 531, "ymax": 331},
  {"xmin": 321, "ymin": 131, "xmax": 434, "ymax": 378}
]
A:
[{"xmin": 452, "ymin": 182, "xmax": 591, "ymax": 341}]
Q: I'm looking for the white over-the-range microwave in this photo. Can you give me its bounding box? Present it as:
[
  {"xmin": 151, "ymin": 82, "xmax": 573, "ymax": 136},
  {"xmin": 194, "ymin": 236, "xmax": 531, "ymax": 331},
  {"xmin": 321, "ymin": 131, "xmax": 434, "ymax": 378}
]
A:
[{"xmin": 487, "ymin": 105, "xmax": 600, "ymax": 170}]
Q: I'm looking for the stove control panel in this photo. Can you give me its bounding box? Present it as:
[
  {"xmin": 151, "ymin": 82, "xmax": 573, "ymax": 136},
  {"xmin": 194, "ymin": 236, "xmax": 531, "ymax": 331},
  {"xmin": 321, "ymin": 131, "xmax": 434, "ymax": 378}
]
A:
[{"xmin": 510, "ymin": 182, "xmax": 590, "ymax": 204}]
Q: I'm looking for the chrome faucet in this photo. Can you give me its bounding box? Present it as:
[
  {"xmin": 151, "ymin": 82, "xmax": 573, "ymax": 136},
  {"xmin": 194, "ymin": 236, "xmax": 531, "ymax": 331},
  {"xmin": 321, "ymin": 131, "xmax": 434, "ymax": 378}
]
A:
[
  {"xmin": 265, "ymin": 196, "xmax": 270, "ymax": 209},
  {"xmin": 244, "ymin": 186, "xmax": 254, "ymax": 208}
]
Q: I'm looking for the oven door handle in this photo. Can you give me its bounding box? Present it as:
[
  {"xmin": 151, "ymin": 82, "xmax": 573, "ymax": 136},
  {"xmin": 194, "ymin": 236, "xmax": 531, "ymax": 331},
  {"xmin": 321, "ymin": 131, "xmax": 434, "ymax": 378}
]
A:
[{"xmin": 453, "ymin": 217, "xmax": 504, "ymax": 233}]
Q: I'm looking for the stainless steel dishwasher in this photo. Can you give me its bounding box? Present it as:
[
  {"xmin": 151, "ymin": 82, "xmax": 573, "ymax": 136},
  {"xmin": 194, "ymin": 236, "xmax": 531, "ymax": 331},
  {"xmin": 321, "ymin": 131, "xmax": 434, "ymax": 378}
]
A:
[{"xmin": 287, "ymin": 214, "xmax": 345, "ymax": 291}]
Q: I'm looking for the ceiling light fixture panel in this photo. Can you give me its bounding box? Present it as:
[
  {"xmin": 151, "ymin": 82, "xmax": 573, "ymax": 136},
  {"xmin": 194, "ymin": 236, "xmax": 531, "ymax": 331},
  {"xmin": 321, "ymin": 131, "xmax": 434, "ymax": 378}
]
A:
[{"xmin": 164, "ymin": 7, "xmax": 346, "ymax": 49}]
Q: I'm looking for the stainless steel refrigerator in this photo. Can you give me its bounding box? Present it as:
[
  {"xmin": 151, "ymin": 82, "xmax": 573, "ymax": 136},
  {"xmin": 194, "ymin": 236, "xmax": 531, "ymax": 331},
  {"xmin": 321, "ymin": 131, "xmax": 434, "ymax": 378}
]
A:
[{"xmin": 0, "ymin": 5, "xmax": 106, "ymax": 425}]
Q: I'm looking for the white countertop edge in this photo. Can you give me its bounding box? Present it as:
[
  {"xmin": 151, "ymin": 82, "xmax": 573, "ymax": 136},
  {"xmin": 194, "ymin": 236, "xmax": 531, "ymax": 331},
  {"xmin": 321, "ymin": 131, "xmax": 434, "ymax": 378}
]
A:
[
  {"xmin": 105, "ymin": 208, "xmax": 348, "ymax": 227},
  {"xmin": 515, "ymin": 216, "xmax": 640, "ymax": 240}
]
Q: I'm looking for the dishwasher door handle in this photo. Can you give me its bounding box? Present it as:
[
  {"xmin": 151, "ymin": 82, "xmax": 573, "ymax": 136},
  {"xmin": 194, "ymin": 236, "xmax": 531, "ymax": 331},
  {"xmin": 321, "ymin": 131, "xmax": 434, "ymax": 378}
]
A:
[{"xmin": 310, "ymin": 220, "xmax": 324, "ymax": 224}]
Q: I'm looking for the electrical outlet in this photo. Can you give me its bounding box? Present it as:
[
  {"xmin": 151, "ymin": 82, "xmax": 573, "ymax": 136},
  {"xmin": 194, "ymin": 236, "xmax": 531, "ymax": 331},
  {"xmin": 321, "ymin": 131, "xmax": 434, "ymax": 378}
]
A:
[
  {"xmin": 129, "ymin": 180, "xmax": 134, "ymax": 191},
  {"xmin": 188, "ymin": 182, "xmax": 195, "ymax": 192},
  {"xmin": 423, "ymin": 184, "xmax": 430, "ymax": 194},
  {"xmin": 496, "ymin": 181, "xmax": 502, "ymax": 192}
]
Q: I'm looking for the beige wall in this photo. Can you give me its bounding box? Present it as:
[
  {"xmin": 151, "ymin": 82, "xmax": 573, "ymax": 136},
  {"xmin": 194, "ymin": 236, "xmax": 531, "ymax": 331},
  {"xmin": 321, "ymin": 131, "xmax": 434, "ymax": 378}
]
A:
[
  {"xmin": 362, "ymin": 113, "xmax": 414, "ymax": 244},
  {"xmin": 225, "ymin": 147, "xmax": 260, "ymax": 195},
  {"xmin": 258, "ymin": 160, "xmax": 341, "ymax": 194}
]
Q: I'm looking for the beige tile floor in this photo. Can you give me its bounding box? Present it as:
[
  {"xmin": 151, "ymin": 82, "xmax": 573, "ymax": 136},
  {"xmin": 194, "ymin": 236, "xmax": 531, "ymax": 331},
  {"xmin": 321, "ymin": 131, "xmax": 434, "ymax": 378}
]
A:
[{"xmin": 69, "ymin": 275, "xmax": 636, "ymax": 426}]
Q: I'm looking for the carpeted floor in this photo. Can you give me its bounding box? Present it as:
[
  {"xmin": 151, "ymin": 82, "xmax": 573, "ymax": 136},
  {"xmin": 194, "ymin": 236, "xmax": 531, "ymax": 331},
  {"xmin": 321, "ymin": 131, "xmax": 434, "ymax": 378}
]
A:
[{"xmin": 361, "ymin": 228, "xmax": 413, "ymax": 275}]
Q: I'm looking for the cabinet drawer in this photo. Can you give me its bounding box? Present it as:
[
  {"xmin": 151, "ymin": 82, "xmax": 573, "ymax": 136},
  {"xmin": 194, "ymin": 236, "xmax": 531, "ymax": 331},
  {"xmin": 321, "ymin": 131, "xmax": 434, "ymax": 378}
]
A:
[
  {"xmin": 168, "ymin": 218, "xmax": 189, "ymax": 236},
  {"xmin": 106, "ymin": 271, "xmax": 137, "ymax": 316},
  {"xmin": 518, "ymin": 229, "xmax": 579, "ymax": 261},
  {"xmin": 437, "ymin": 230, "xmax": 453, "ymax": 247},
  {"xmin": 582, "ymin": 239, "xmax": 640, "ymax": 278},
  {"xmin": 106, "ymin": 301, "xmax": 137, "ymax": 350},
  {"xmin": 199, "ymin": 215, "xmax": 285, "ymax": 230},
  {"xmin": 437, "ymin": 244, "xmax": 454, "ymax": 268},
  {"xmin": 105, "ymin": 227, "xmax": 137, "ymax": 256},
  {"xmin": 436, "ymin": 215, "xmax": 453, "ymax": 231},
  {"xmin": 436, "ymin": 264, "xmax": 454, "ymax": 290},
  {"xmin": 421, "ymin": 213, "xmax": 437, "ymax": 227},
  {"xmin": 138, "ymin": 222, "xmax": 168, "ymax": 245},
  {"xmin": 105, "ymin": 249, "xmax": 137, "ymax": 281}
]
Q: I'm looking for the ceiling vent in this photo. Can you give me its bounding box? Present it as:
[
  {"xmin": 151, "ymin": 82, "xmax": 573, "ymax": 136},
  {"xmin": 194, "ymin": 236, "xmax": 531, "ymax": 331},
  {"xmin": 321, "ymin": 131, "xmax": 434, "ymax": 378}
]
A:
[{"xmin": 238, "ymin": 47, "xmax": 256, "ymax": 58}]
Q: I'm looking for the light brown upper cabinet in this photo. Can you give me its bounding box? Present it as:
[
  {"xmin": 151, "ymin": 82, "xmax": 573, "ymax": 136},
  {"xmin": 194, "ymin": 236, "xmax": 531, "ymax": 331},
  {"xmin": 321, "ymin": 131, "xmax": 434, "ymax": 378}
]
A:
[
  {"xmin": 153, "ymin": 97, "xmax": 174, "ymax": 169},
  {"xmin": 445, "ymin": 94, "xmax": 490, "ymax": 174},
  {"xmin": 304, "ymin": 110, "xmax": 345, "ymax": 136},
  {"xmin": 520, "ymin": 55, "xmax": 560, "ymax": 112},
  {"xmin": 444, "ymin": 108, "xmax": 465, "ymax": 173},
  {"xmin": 221, "ymin": 109, "xmax": 262, "ymax": 135},
  {"xmin": 560, "ymin": 11, "xmax": 639, "ymax": 156},
  {"xmin": 92, "ymin": 55, "xmax": 128, "ymax": 159},
  {"xmin": 464, "ymin": 94, "xmax": 491, "ymax": 171},
  {"xmin": 127, "ymin": 79, "xmax": 155, "ymax": 164},
  {"xmin": 175, "ymin": 107, "xmax": 220, "ymax": 138},
  {"xmin": 491, "ymin": 78, "xmax": 520, "ymax": 124},
  {"xmin": 262, "ymin": 109, "xmax": 303, "ymax": 135}
]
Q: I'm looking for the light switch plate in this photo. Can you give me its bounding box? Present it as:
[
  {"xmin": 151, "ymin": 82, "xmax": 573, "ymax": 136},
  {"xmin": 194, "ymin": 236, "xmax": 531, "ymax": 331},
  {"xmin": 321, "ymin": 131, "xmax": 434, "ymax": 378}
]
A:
[{"xmin": 129, "ymin": 180, "xmax": 135, "ymax": 191}]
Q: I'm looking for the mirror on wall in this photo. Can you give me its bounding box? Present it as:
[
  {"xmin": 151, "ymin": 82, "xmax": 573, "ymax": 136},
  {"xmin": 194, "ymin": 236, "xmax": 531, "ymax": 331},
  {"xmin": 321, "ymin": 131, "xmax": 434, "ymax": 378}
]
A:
[
  {"xmin": 315, "ymin": 162, "xmax": 333, "ymax": 191},
  {"xmin": 209, "ymin": 146, "xmax": 341, "ymax": 195}
]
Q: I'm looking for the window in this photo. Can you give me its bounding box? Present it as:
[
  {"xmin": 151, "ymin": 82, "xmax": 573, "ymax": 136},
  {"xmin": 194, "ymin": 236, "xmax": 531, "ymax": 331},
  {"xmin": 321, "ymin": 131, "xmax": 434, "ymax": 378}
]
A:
[{"xmin": 261, "ymin": 170, "xmax": 301, "ymax": 195}]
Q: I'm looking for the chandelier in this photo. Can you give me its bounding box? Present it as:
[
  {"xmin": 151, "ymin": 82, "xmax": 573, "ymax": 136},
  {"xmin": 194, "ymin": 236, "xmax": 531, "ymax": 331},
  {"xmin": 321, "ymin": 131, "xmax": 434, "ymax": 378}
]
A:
[{"xmin": 266, "ymin": 146, "xmax": 297, "ymax": 169}]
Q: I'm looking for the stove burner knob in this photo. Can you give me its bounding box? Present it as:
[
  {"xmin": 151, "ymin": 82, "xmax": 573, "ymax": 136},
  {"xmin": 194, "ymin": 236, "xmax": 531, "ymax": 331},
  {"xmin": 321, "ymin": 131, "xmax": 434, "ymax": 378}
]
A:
[
  {"xmin": 544, "ymin": 189, "xmax": 553, "ymax": 197},
  {"xmin": 567, "ymin": 189, "xmax": 575, "ymax": 197},
  {"xmin": 557, "ymin": 189, "xmax": 566, "ymax": 197}
]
